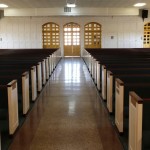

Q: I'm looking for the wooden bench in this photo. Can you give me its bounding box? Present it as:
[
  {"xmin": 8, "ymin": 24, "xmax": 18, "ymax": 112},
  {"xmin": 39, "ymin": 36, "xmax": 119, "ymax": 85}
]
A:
[
  {"xmin": 82, "ymin": 48, "xmax": 150, "ymax": 150},
  {"xmin": 0, "ymin": 80, "xmax": 19, "ymax": 135},
  {"xmin": 0, "ymin": 71, "xmax": 30, "ymax": 115},
  {"xmin": 107, "ymin": 69, "xmax": 150, "ymax": 113},
  {"xmin": 115, "ymin": 78, "xmax": 150, "ymax": 134},
  {"xmin": 129, "ymin": 91, "xmax": 150, "ymax": 150},
  {"xmin": 0, "ymin": 48, "xmax": 61, "ymax": 150},
  {"xmin": 0, "ymin": 65, "xmax": 37, "ymax": 102}
]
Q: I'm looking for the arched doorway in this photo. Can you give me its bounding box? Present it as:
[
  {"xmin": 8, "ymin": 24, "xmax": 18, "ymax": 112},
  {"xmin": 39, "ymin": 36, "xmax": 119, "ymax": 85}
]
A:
[{"xmin": 64, "ymin": 22, "xmax": 80, "ymax": 56}]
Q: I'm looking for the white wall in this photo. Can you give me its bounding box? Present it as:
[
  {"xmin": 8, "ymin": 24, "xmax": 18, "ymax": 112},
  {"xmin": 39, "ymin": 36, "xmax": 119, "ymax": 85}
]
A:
[{"xmin": 0, "ymin": 15, "xmax": 148, "ymax": 55}]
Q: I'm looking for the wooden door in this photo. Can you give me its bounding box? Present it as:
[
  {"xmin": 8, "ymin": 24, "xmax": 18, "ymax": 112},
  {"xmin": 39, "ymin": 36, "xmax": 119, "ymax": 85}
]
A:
[{"xmin": 64, "ymin": 22, "xmax": 80, "ymax": 56}]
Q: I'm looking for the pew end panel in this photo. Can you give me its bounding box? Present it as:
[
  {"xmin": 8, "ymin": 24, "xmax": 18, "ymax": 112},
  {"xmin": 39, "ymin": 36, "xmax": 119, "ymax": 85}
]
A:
[
  {"xmin": 22, "ymin": 72, "xmax": 30, "ymax": 115},
  {"xmin": 93, "ymin": 59, "xmax": 97, "ymax": 84},
  {"xmin": 46, "ymin": 57, "xmax": 49, "ymax": 80},
  {"xmin": 31, "ymin": 66, "xmax": 37, "ymax": 101},
  {"xmin": 91, "ymin": 56, "xmax": 94, "ymax": 78},
  {"xmin": 52, "ymin": 52, "xmax": 56, "ymax": 71},
  {"xmin": 89, "ymin": 55, "xmax": 92, "ymax": 73},
  {"xmin": 115, "ymin": 78, "xmax": 124, "ymax": 133},
  {"xmin": 102, "ymin": 65, "xmax": 107, "ymax": 100},
  {"xmin": 48, "ymin": 56, "xmax": 51, "ymax": 76},
  {"xmin": 51, "ymin": 54, "xmax": 54, "ymax": 72},
  {"xmin": 129, "ymin": 92, "xmax": 143, "ymax": 150},
  {"xmin": 42, "ymin": 59, "xmax": 46, "ymax": 85},
  {"xmin": 7, "ymin": 80, "xmax": 19, "ymax": 135},
  {"xmin": 37, "ymin": 62, "xmax": 42, "ymax": 92},
  {"xmin": 107, "ymin": 71, "xmax": 113, "ymax": 113},
  {"xmin": 96, "ymin": 62, "xmax": 101, "ymax": 91},
  {"xmin": 49, "ymin": 55, "xmax": 52, "ymax": 75}
]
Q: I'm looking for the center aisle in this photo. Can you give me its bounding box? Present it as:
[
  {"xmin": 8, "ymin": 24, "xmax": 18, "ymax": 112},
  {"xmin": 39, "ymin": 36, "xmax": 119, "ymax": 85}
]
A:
[{"xmin": 10, "ymin": 58, "xmax": 123, "ymax": 150}]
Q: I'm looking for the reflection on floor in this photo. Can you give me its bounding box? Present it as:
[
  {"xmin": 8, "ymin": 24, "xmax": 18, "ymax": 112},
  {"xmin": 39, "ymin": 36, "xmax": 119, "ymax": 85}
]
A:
[{"xmin": 9, "ymin": 58, "xmax": 123, "ymax": 150}]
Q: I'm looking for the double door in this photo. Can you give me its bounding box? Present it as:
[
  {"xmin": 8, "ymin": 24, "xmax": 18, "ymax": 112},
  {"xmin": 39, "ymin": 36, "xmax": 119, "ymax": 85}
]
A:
[{"xmin": 64, "ymin": 22, "xmax": 80, "ymax": 56}]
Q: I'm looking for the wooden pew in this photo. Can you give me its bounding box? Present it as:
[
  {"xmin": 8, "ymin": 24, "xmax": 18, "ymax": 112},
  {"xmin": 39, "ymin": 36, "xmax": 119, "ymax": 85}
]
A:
[
  {"xmin": 0, "ymin": 71, "xmax": 30, "ymax": 115},
  {"xmin": 0, "ymin": 49, "xmax": 61, "ymax": 100},
  {"xmin": 82, "ymin": 48, "xmax": 150, "ymax": 150},
  {"xmin": 129, "ymin": 91, "xmax": 150, "ymax": 150},
  {"xmin": 0, "ymin": 48, "xmax": 61, "ymax": 150},
  {"xmin": 101, "ymin": 63, "xmax": 150, "ymax": 100},
  {"xmin": 0, "ymin": 80, "xmax": 19, "ymax": 135},
  {"xmin": 107, "ymin": 69, "xmax": 150, "ymax": 113},
  {"xmin": 86, "ymin": 50, "xmax": 150, "ymax": 92},
  {"xmin": 0, "ymin": 64, "xmax": 41, "ymax": 94},
  {"xmin": 115, "ymin": 77, "xmax": 150, "ymax": 134},
  {"xmin": 0, "ymin": 51, "xmax": 56, "ymax": 87},
  {"xmin": 0, "ymin": 65, "xmax": 37, "ymax": 102}
]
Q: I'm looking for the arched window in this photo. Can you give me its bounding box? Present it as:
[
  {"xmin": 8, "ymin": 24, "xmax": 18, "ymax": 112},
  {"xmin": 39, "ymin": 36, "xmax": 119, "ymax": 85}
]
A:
[
  {"xmin": 84, "ymin": 22, "xmax": 102, "ymax": 48},
  {"xmin": 144, "ymin": 22, "xmax": 150, "ymax": 48},
  {"xmin": 42, "ymin": 22, "xmax": 60, "ymax": 48}
]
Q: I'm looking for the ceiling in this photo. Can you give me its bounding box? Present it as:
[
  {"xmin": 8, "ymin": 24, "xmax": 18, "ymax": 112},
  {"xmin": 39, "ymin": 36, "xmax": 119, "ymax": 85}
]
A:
[
  {"xmin": 0, "ymin": 0, "xmax": 150, "ymax": 8},
  {"xmin": 1, "ymin": 0, "xmax": 150, "ymax": 17}
]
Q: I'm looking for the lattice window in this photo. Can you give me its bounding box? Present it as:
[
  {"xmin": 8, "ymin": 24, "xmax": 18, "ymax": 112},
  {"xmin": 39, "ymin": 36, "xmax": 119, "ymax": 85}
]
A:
[
  {"xmin": 144, "ymin": 23, "xmax": 150, "ymax": 48},
  {"xmin": 42, "ymin": 22, "xmax": 60, "ymax": 48},
  {"xmin": 84, "ymin": 22, "xmax": 101, "ymax": 48},
  {"xmin": 64, "ymin": 23, "xmax": 80, "ymax": 46}
]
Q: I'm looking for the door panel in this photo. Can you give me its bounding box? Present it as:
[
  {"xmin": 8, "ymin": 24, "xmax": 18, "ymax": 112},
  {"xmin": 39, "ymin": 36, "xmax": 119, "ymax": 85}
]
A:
[
  {"xmin": 64, "ymin": 45, "xmax": 72, "ymax": 56},
  {"xmin": 73, "ymin": 45, "xmax": 80, "ymax": 56}
]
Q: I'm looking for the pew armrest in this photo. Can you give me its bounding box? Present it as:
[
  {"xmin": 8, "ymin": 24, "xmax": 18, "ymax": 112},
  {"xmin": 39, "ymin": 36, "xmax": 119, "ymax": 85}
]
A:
[{"xmin": 129, "ymin": 91, "xmax": 143, "ymax": 104}]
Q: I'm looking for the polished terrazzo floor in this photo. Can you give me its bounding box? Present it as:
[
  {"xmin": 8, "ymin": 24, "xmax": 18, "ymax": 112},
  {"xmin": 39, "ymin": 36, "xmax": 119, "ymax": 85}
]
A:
[{"xmin": 9, "ymin": 58, "xmax": 123, "ymax": 150}]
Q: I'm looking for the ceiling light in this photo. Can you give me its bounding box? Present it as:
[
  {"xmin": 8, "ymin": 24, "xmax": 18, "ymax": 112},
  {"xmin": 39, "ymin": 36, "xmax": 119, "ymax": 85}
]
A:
[
  {"xmin": 134, "ymin": 3, "xmax": 146, "ymax": 7},
  {"xmin": 0, "ymin": 4, "xmax": 8, "ymax": 8},
  {"xmin": 66, "ymin": 3, "xmax": 76, "ymax": 7}
]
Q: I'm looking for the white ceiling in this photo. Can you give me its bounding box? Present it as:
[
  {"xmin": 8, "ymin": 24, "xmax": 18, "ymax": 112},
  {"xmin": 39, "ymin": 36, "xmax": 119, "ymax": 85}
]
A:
[
  {"xmin": 0, "ymin": 0, "xmax": 150, "ymax": 8},
  {"xmin": 2, "ymin": 0, "xmax": 150, "ymax": 17}
]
